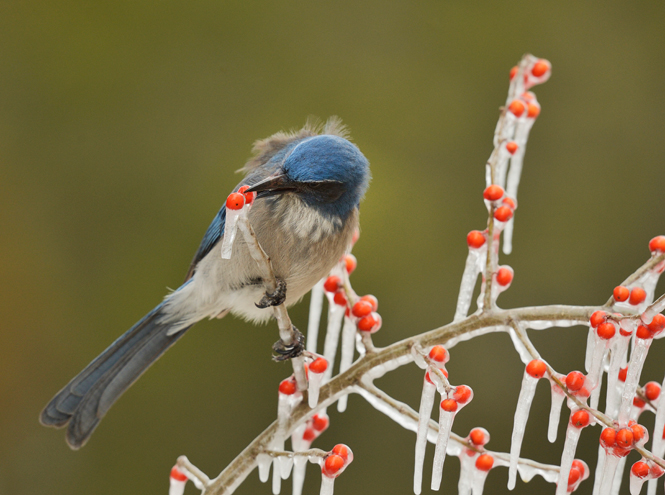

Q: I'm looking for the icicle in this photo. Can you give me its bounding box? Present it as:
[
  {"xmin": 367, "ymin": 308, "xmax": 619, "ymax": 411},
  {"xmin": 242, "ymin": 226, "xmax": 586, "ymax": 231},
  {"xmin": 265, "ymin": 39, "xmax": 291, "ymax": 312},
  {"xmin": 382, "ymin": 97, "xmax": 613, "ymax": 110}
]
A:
[
  {"xmin": 585, "ymin": 328, "xmax": 595, "ymax": 372},
  {"xmin": 457, "ymin": 449, "xmax": 477, "ymax": 495},
  {"xmin": 591, "ymin": 446, "xmax": 605, "ymax": 495},
  {"xmin": 508, "ymin": 370, "xmax": 541, "ymax": 489},
  {"xmin": 547, "ymin": 384, "xmax": 566, "ymax": 443},
  {"xmin": 337, "ymin": 317, "xmax": 357, "ymax": 412},
  {"xmin": 606, "ymin": 332, "xmax": 631, "ymax": 418},
  {"xmin": 258, "ymin": 454, "xmax": 272, "ymax": 483},
  {"xmin": 307, "ymin": 279, "xmax": 325, "ymax": 353},
  {"xmin": 647, "ymin": 376, "xmax": 665, "ymax": 495},
  {"xmin": 554, "ymin": 420, "xmax": 586, "ymax": 495},
  {"xmin": 611, "ymin": 456, "xmax": 628, "ymax": 495},
  {"xmin": 431, "ymin": 407, "xmax": 455, "ymax": 491},
  {"xmin": 414, "ymin": 377, "xmax": 437, "ymax": 495},
  {"xmin": 471, "ymin": 464, "xmax": 490, "ymax": 494},
  {"xmin": 454, "ymin": 242, "xmax": 485, "ymax": 322},
  {"xmin": 169, "ymin": 466, "xmax": 188, "ymax": 495},
  {"xmin": 322, "ymin": 303, "xmax": 345, "ymax": 381},
  {"xmin": 618, "ymin": 337, "xmax": 652, "ymax": 425},
  {"xmin": 507, "ymin": 325, "xmax": 532, "ymax": 365},
  {"xmin": 495, "ymin": 142, "xmax": 514, "ymax": 189},
  {"xmin": 272, "ymin": 448, "xmax": 283, "ymax": 494},
  {"xmin": 598, "ymin": 454, "xmax": 622, "ymax": 495},
  {"xmin": 320, "ymin": 475, "xmax": 334, "ymax": 495},
  {"xmin": 307, "ymin": 357, "xmax": 327, "ymax": 408},
  {"xmin": 220, "ymin": 194, "xmax": 247, "ymax": 259},
  {"xmin": 292, "ymin": 457, "xmax": 307, "ymax": 495}
]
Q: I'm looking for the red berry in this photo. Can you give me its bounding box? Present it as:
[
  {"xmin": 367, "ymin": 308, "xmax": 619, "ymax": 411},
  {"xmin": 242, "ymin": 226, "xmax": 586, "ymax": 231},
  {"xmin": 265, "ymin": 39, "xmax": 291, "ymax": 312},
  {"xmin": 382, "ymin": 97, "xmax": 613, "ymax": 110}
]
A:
[
  {"xmin": 618, "ymin": 367, "xmax": 628, "ymax": 382},
  {"xmin": 351, "ymin": 300, "xmax": 372, "ymax": 318},
  {"xmin": 631, "ymin": 423, "xmax": 646, "ymax": 442},
  {"xmin": 526, "ymin": 102, "xmax": 540, "ymax": 119},
  {"xmin": 633, "ymin": 396, "xmax": 646, "ymax": 408},
  {"xmin": 467, "ymin": 230, "xmax": 486, "ymax": 249},
  {"xmin": 662, "ymin": 425, "xmax": 665, "ymax": 440},
  {"xmin": 352, "ymin": 229, "xmax": 360, "ymax": 245},
  {"xmin": 526, "ymin": 359, "xmax": 547, "ymax": 379},
  {"xmin": 496, "ymin": 266, "xmax": 513, "ymax": 286},
  {"xmin": 226, "ymin": 192, "xmax": 245, "ymax": 210},
  {"xmin": 312, "ymin": 414, "xmax": 329, "ymax": 431},
  {"xmin": 344, "ymin": 254, "xmax": 357, "ymax": 274},
  {"xmin": 475, "ymin": 454, "xmax": 494, "ymax": 471},
  {"xmin": 632, "ymin": 461, "xmax": 650, "ymax": 479},
  {"xmin": 571, "ymin": 410, "xmax": 590, "ymax": 428},
  {"xmin": 644, "ymin": 382, "xmax": 661, "ymax": 401},
  {"xmin": 508, "ymin": 100, "xmax": 525, "ymax": 117},
  {"xmin": 237, "ymin": 185, "xmax": 256, "ymax": 205},
  {"xmin": 613, "ymin": 286, "xmax": 630, "ymax": 302},
  {"xmin": 309, "ymin": 357, "xmax": 328, "ymax": 374},
  {"xmin": 531, "ymin": 60, "xmax": 550, "ymax": 77},
  {"xmin": 279, "ymin": 378, "xmax": 297, "ymax": 395},
  {"xmin": 620, "ymin": 326, "xmax": 632, "ymax": 337},
  {"xmin": 506, "ymin": 141, "xmax": 518, "ymax": 154},
  {"xmin": 521, "ymin": 91, "xmax": 536, "ymax": 101},
  {"xmin": 171, "ymin": 466, "xmax": 188, "ymax": 482},
  {"xmin": 566, "ymin": 371, "xmax": 585, "ymax": 392},
  {"xmin": 332, "ymin": 444, "xmax": 350, "ymax": 461},
  {"xmin": 649, "ymin": 236, "xmax": 665, "ymax": 253},
  {"xmin": 589, "ymin": 310, "xmax": 606, "ymax": 328},
  {"xmin": 453, "ymin": 385, "xmax": 472, "ymax": 404},
  {"xmin": 360, "ymin": 294, "xmax": 378, "ymax": 311},
  {"xmin": 571, "ymin": 459, "xmax": 586, "ymax": 475},
  {"xmin": 441, "ymin": 399, "xmax": 458, "ymax": 412},
  {"xmin": 636, "ymin": 325, "xmax": 652, "ymax": 340},
  {"xmin": 428, "ymin": 345, "xmax": 448, "ymax": 363},
  {"xmin": 357, "ymin": 312, "xmax": 382, "ymax": 333},
  {"xmin": 568, "ymin": 468, "xmax": 581, "ymax": 485},
  {"xmin": 424, "ymin": 368, "xmax": 448, "ymax": 385},
  {"xmin": 323, "ymin": 454, "xmax": 345, "ymax": 476},
  {"xmin": 303, "ymin": 428, "xmax": 316, "ymax": 441},
  {"xmin": 597, "ymin": 322, "xmax": 616, "ymax": 340},
  {"xmin": 494, "ymin": 206, "xmax": 513, "ymax": 222},
  {"xmin": 647, "ymin": 314, "xmax": 665, "ymax": 336},
  {"xmin": 629, "ymin": 287, "xmax": 647, "ymax": 305},
  {"xmin": 509, "ymin": 66, "xmax": 518, "ymax": 80},
  {"xmin": 616, "ymin": 428, "xmax": 634, "ymax": 448},
  {"xmin": 469, "ymin": 428, "xmax": 488, "ymax": 446},
  {"xmin": 502, "ymin": 196, "xmax": 516, "ymax": 209},
  {"xmin": 323, "ymin": 276, "xmax": 341, "ymax": 293},
  {"xmin": 483, "ymin": 185, "xmax": 504, "ymax": 201},
  {"xmin": 333, "ymin": 290, "xmax": 347, "ymax": 306},
  {"xmin": 600, "ymin": 428, "xmax": 617, "ymax": 447}
]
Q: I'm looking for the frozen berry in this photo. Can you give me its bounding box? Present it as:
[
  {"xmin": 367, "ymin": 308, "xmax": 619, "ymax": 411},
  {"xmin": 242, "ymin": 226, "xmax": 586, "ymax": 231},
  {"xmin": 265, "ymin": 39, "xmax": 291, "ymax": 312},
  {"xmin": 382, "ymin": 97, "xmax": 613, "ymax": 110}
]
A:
[
  {"xmin": 636, "ymin": 325, "xmax": 652, "ymax": 340},
  {"xmin": 526, "ymin": 359, "xmax": 547, "ymax": 379},
  {"xmin": 303, "ymin": 428, "xmax": 316, "ymax": 441},
  {"xmin": 323, "ymin": 454, "xmax": 345, "ymax": 476},
  {"xmin": 632, "ymin": 461, "xmax": 650, "ymax": 479},
  {"xmin": 566, "ymin": 371, "xmax": 585, "ymax": 392},
  {"xmin": 475, "ymin": 454, "xmax": 494, "ymax": 471},
  {"xmin": 568, "ymin": 468, "xmax": 581, "ymax": 485},
  {"xmin": 506, "ymin": 141, "xmax": 518, "ymax": 154},
  {"xmin": 344, "ymin": 254, "xmax": 357, "ymax": 274},
  {"xmin": 357, "ymin": 312, "xmax": 382, "ymax": 333},
  {"xmin": 237, "ymin": 185, "xmax": 256, "ymax": 205},
  {"xmin": 453, "ymin": 385, "xmax": 472, "ymax": 404},
  {"xmin": 171, "ymin": 466, "xmax": 188, "ymax": 482},
  {"xmin": 629, "ymin": 287, "xmax": 647, "ymax": 305},
  {"xmin": 312, "ymin": 414, "xmax": 329, "ymax": 431},
  {"xmin": 360, "ymin": 294, "xmax": 378, "ymax": 311},
  {"xmin": 527, "ymin": 102, "xmax": 540, "ymax": 119},
  {"xmin": 441, "ymin": 399, "xmax": 458, "ymax": 412},
  {"xmin": 333, "ymin": 291, "xmax": 347, "ymax": 306},
  {"xmin": 226, "ymin": 192, "xmax": 245, "ymax": 210},
  {"xmin": 323, "ymin": 276, "xmax": 341, "ymax": 293},
  {"xmin": 279, "ymin": 378, "xmax": 297, "ymax": 395},
  {"xmin": 483, "ymin": 185, "xmax": 504, "ymax": 201},
  {"xmin": 351, "ymin": 300, "xmax": 373, "ymax": 318},
  {"xmin": 332, "ymin": 444, "xmax": 350, "ymax": 461},
  {"xmin": 509, "ymin": 66, "xmax": 518, "ymax": 80},
  {"xmin": 649, "ymin": 236, "xmax": 665, "ymax": 253},
  {"xmin": 613, "ymin": 286, "xmax": 630, "ymax": 302},
  {"xmin": 596, "ymin": 322, "xmax": 616, "ymax": 340},
  {"xmin": 647, "ymin": 314, "xmax": 665, "ymax": 336},
  {"xmin": 644, "ymin": 382, "xmax": 661, "ymax": 401},
  {"xmin": 508, "ymin": 100, "xmax": 525, "ymax": 117},
  {"xmin": 589, "ymin": 311, "xmax": 606, "ymax": 328},
  {"xmin": 469, "ymin": 428, "xmax": 488, "ymax": 446},
  {"xmin": 428, "ymin": 345, "xmax": 448, "ymax": 363},
  {"xmin": 309, "ymin": 357, "xmax": 328, "ymax": 374},
  {"xmin": 570, "ymin": 410, "xmax": 590, "ymax": 428},
  {"xmin": 494, "ymin": 206, "xmax": 513, "ymax": 222},
  {"xmin": 618, "ymin": 367, "xmax": 628, "ymax": 382},
  {"xmin": 631, "ymin": 423, "xmax": 646, "ymax": 443},
  {"xmin": 600, "ymin": 428, "xmax": 616, "ymax": 447},
  {"xmin": 633, "ymin": 396, "xmax": 646, "ymax": 408},
  {"xmin": 496, "ymin": 266, "xmax": 513, "ymax": 286},
  {"xmin": 616, "ymin": 428, "xmax": 634, "ymax": 448},
  {"xmin": 467, "ymin": 230, "xmax": 486, "ymax": 249},
  {"xmin": 502, "ymin": 196, "xmax": 516, "ymax": 209},
  {"xmin": 531, "ymin": 60, "xmax": 550, "ymax": 77}
]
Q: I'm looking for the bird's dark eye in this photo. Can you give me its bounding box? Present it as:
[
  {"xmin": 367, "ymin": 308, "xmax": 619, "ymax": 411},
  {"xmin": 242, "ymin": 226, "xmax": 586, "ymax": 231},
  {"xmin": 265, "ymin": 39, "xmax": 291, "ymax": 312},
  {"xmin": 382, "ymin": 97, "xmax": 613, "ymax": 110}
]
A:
[{"xmin": 304, "ymin": 180, "xmax": 346, "ymax": 202}]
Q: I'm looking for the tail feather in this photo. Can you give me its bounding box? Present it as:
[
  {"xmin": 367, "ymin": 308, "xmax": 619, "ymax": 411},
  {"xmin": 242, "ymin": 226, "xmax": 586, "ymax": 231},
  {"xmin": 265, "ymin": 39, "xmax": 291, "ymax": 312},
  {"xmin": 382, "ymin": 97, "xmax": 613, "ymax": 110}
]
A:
[{"xmin": 40, "ymin": 300, "xmax": 194, "ymax": 449}]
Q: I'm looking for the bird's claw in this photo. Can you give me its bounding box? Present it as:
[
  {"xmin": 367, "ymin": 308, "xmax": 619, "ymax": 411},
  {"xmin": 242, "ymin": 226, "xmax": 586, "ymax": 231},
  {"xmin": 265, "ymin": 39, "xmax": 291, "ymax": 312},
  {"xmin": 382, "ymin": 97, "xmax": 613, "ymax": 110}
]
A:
[
  {"xmin": 255, "ymin": 278, "xmax": 287, "ymax": 308},
  {"xmin": 272, "ymin": 326, "xmax": 305, "ymax": 361}
]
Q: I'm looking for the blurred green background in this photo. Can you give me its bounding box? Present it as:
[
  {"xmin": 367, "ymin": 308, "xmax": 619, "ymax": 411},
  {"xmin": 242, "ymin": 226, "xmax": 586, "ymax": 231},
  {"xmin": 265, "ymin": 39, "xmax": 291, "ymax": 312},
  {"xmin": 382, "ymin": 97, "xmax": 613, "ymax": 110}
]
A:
[{"xmin": 2, "ymin": 1, "xmax": 665, "ymax": 494}]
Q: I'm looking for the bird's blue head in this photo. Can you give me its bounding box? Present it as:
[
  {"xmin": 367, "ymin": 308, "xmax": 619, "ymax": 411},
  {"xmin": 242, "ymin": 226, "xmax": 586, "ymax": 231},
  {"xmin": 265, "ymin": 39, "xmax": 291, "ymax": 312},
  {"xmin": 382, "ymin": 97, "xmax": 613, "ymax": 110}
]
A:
[{"xmin": 247, "ymin": 133, "xmax": 370, "ymax": 219}]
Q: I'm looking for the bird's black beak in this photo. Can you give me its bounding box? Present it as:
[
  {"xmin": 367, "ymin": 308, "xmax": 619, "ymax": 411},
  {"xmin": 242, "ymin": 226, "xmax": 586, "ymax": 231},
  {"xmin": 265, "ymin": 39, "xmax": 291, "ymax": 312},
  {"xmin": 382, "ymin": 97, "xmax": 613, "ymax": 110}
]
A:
[{"xmin": 245, "ymin": 173, "xmax": 295, "ymax": 197}]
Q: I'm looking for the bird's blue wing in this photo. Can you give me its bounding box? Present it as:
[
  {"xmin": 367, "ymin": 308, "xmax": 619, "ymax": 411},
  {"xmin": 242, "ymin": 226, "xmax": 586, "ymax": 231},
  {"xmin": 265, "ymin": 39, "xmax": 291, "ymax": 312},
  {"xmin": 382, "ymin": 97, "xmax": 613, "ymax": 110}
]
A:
[{"xmin": 184, "ymin": 207, "xmax": 226, "ymax": 281}]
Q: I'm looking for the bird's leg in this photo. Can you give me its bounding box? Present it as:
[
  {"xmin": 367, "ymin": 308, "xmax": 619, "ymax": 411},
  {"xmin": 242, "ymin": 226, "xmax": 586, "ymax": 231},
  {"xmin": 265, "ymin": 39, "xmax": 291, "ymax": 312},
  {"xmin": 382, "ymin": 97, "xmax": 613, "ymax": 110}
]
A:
[
  {"xmin": 272, "ymin": 325, "xmax": 305, "ymax": 361},
  {"xmin": 255, "ymin": 277, "xmax": 287, "ymax": 308}
]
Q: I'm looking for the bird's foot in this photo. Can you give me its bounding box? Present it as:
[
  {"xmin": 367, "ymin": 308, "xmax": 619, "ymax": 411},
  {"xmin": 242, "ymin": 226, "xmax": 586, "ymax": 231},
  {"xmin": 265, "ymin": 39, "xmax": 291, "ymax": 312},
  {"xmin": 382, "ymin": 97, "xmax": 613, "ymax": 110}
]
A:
[
  {"xmin": 255, "ymin": 278, "xmax": 287, "ymax": 308},
  {"xmin": 272, "ymin": 325, "xmax": 305, "ymax": 361}
]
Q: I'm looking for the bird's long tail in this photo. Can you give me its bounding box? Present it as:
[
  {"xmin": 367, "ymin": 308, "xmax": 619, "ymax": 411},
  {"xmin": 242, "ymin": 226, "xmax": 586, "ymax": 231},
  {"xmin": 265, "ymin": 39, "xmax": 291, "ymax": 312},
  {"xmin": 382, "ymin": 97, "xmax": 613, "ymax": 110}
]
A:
[{"xmin": 40, "ymin": 294, "xmax": 195, "ymax": 449}]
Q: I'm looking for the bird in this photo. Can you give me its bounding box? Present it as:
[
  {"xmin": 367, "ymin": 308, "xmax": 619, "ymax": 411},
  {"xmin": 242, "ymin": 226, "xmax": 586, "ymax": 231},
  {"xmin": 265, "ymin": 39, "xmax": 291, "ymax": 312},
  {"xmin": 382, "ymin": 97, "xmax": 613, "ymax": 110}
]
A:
[{"xmin": 40, "ymin": 117, "xmax": 370, "ymax": 449}]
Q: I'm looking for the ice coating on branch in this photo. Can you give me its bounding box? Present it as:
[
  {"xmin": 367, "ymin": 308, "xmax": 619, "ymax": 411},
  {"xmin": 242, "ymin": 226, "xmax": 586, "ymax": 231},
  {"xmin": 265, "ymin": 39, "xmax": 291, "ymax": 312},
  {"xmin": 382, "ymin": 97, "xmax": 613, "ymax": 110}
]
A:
[
  {"xmin": 507, "ymin": 326, "xmax": 531, "ymax": 365},
  {"xmin": 516, "ymin": 461, "xmax": 559, "ymax": 484},
  {"xmin": 307, "ymin": 279, "xmax": 325, "ymax": 353},
  {"xmin": 446, "ymin": 325, "xmax": 506, "ymax": 349},
  {"xmin": 337, "ymin": 316, "xmax": 357, "ymax": 412},
  {"xmin": 584, "ymin": 327, "xmax": 594, "ymax": 372},
  {"xmin": 618, "ymin": 337, "xmax": 652, "ymax": 425},
  {"xmin": 548, "ymin": 383, "xmax": 566, "ymax": 443},
  {"xmin": 495, "ymin": 143, "xmax": 513, "ymax": 189},
  {"xmin": 431, "ymin": 407, "xmax": 455, "ymax": 491},
  {"xmin": 414, "ymin": 378, "xmax": 437, "ymax": 494},
  {"xmin": 292, "ymin": 456, "xmax": 307, "ymax": 495},
  {"xmin": 454, "ymin": 246, "xmax": 485, "ymax": 322},
  {"xmin": 322, "ymin": 303, "xmax": 345, "ymax": 381},
  {"xmin": 221, "ymin": 203, "xmax": 247, "ymax": 259},
  {"xmin": 606, "ymin": 333, "xmax": 631, "ymax": 418},
  {"xmin": 508, "ymin": 370, "xmax": 540, "ymax": 489},
  {"xmin": 526, "ymin": 319, "xmax": 579, "ymax": 330}
]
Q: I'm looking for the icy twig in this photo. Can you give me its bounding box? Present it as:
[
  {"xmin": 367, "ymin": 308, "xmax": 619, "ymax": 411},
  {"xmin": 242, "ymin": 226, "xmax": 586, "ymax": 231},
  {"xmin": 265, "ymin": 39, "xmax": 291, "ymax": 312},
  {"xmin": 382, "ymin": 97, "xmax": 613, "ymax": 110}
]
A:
[
  {"xmin": 307, "ymin": 280, "xmax": 325, "ymax": 353},
  {"xmin": 237, "ymin": 215, "xmax": 306, "ymax": 390},
  {"xmin": 603, "ymin": 253, "xmax": 665, "ymax": 307},
  {"xmin": 176, "ymin": 455, "xmax": 211, "ymax": 490}
]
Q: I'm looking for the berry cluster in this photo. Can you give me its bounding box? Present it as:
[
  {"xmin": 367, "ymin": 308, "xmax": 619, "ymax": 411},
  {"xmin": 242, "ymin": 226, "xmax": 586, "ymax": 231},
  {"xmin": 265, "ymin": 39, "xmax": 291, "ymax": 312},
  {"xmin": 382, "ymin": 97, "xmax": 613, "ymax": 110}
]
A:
[{"xmin": 321, "ymin": 444, "xmax": 354, "ymax": 479}]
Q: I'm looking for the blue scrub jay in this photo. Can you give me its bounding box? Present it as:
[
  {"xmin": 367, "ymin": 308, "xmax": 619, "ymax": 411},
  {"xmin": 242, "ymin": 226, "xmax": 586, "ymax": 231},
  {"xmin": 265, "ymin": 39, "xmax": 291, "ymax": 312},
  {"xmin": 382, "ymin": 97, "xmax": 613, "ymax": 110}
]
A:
[{"xmin": 40, "ymin": 118, "xmax": 370, "ymax": 449}]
